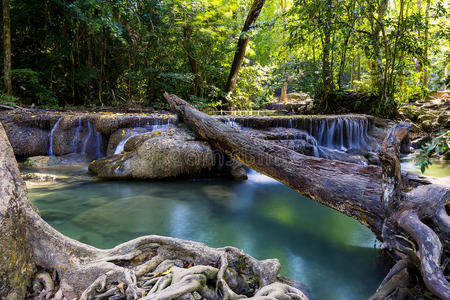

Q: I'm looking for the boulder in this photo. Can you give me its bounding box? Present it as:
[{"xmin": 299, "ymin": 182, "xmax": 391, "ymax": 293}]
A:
[
  {"xmin": 52, "ymin": 116, "xmax": 85, "ymax": 155},
  {"xmin": 367, "ymin": 152, "xmax": 380, "ymax": 166},
  {"xmin": 229, "ymin": 160, "xmax": 248, "ymax": 181},
  {"xmin": 421, "ymin": 120, "xmax": 433, "ymax": 131},
  {"xmin": 89, "ymin": 128, "xmax": 246, "ymax": 180},
  {"xmin": 286, "ymin": 93, "xmax": 311, "ymax": 102},
  {"xmin": 2, "ymin": 123, "xmax": 49, "ymax": 156},
  {"xmin": 23, "ymin": 153, "xmax": 91, "ymax": 168}
]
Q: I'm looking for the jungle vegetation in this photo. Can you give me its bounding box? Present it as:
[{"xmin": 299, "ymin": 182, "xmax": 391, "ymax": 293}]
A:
[{"xmin": 1, "ymin": 0, "xmax": 449, "ymax": 113}]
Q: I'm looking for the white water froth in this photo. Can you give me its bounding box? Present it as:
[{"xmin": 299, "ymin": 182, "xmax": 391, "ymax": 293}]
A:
[
  {"xmin": 48, "ymin": 117, "xmax": 62, "ymax": 156},
  {"xmin": 72, "ymin": 118, "xmax": 83, "ymax": 153},
  {"xmin": 81, "ymin": 121, "xmax": 93, "ymax": 155},
  {"xmin": 114, "ymin": 120, "xmax": 173, "ymax": 155},
  {"xmin": 247, "ymin": 170, "xmax": 280, "ymax": 185}
]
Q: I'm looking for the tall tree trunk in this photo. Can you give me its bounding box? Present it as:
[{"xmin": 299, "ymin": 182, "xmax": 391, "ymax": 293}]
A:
[
  {"xmin": 322, "ymin": 28, "xmax": 333, "ymax": 97},
  {"xmin": 357, "ymin": 51, "xmax": 361, "ymax": 81},
  {"xmin": 224, "ymin": 0, "xmax": 265, "ymax": 97},
  {"xmin": 165, "ymin": 93, "xmax": 450, "ymax": 299},
  {"xmin": 2, "ymin": 0, "xmax": 12, "ymax": 97},
  {"xmin": 183, "ymin": 25, "xmax": 200, "ymax": 97},
  {"xmin": 351, "ymin": 54, "xmax": 354, "ymax": 89},
  {"xmin": 0, "ymin": 126, "xmax": 35, "ymax": 299},
  {"xmin": 368, "ymin": 0, "xmax": 388, "ymax": 98},
  {"xmin": 423, "ymin": 0, "xmax": 431, "ymax": 87}
]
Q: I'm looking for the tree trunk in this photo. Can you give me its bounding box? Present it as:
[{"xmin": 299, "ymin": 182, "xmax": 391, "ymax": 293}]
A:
[
  {"xmin": 2, "ymin": 0, "xmax": 12, "ymax": 97},
  {"xmin": 0, "ymin": 123, "xmax": 308, "ymax": 299},
  {"xmin": 280, "ymin": 82, "xmax": 288, "ymax": 103},
  {"xmin": 351, "ymin": 54, "xmax": 355, "ymax": 89},
  {"xmin": 357, "ymin": 51, "xmax": 361, "ymax": 81},
  {"xmin": 322, "ymin": 25, "xmax": 333, "ymax": 97},
  {"xmin": 224, "ymin": 0, "xmax": 265, "ymax": 97},
  {"xmin": 0, "ymin": 126, "xmax": 35, "ymax": 299},
  {"xmin": 423, "ymin": 0, "xmax": 431, "ymax": 87},
  {"xmin": 183, "ymin": 25, "xmax": 200, "ymax": 97},
  {"xmin": 164, "ymin": 93, "xmax": 450, "ymax": 299}
]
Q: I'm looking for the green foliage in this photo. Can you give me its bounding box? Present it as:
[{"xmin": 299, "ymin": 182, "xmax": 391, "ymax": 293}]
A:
[
  {"xmin": 231, "ymin": 63, "xmax": 275, "ymax": 109},
  {"xmin": 2, "ymin": 0, "xmax": 449, "ymax": 111},
  {"xmin": 415, "ymin": 131, "xmax": 450, "ymax": 173},
  {"xmin": 0, "ymin": 92, "xmax": 19, "ymax": 107},
  {"xmin": 8, "ymin": 69, "xmax": 58, "ymax": 108}
]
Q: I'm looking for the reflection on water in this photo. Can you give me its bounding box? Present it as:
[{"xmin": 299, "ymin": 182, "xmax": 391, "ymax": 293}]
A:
[
  {"xmin": 25, "ymin": 166, "xmax": 386, "ymax": 300},
  {"xmin": 401, "ymin": 154, "xmax": 450, "ymax": 178}
]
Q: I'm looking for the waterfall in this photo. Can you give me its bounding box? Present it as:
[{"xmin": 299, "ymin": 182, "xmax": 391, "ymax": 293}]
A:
[
  {"xmin": 114, "ymin": 121, "xmax": 173, "ymax": 155},
  {"xmin": 48, "ymin": 117, "xmax": 62, "ymax": 156},
  {"xmin": 299, "ymin": 117, "xmax": 371, "ymax": 151},
  {"xmin": 114, "ymin": 134, "xmax": 136, "ymax": 155},
  {"xmin": 72, "ymin": 118, "xmax": 82, "ymax": 153},
  {"xmin": 225, "ymin": 117, "xmax": 241, "ymax": 129},
  {"xmin": 81, "ymin": 121, "xmax": 93, "ymax": 155},
  {"xmin": 95, "ymin": 130, "xmax": 102, "ymax": 158}
]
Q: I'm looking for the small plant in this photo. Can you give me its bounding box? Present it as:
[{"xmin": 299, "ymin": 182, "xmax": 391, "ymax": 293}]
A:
[
  {"xmin": 0, "ymin": 91, "xmax": 20, "ymax": 107},
  {"xmin": 415, "ymin": 130, "xmax": 450, "ymax": 173}
]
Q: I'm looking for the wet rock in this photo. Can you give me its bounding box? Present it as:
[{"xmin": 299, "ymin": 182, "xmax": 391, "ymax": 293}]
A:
[
  {"xmin": 24, "ymin": 153, "xmax": 91, "ymax": 168},
  {"xmin": 320, "ymin": 149, "xmax": 369, "ymax": 165},
  {"xmin": 90, "ymin": 128, "xmax": 245, "ymax": 180},
  {"xmin": 346, "ymin": 148, "xmax": 369, "ymax": 157},
  {"xmin": 2, "ymin": 123, "xmax": 49, "ymax": 156},
  {"xmin": 0, "ymin": 110, "xmax": 177, "ymax": 157},
  {"xmin": 22, "ymin": 173, "xmax": 57, "ymax": 182},
  {"xmin": 230, "ymin": 160, "xmax": 248, "ymax": 181},
  {"xmin": 24, "ymin": 156, "xmax": 60, "ymax": 168},
  {"xmin": 52, "ymin": 116, "xmax": 86, "ymax": 155},
  {"xmin": 107, "ymin": 127, "xmax": 149, "ymax": 156},
  {"xmin": 367, "ymin": 152, "xmax": 380, "ymax": 166},
  {"xmin": 274, "ymin": 139, "xmax": 316, "ymax": 156},
  {"xmin": 95, "ymin": 113, "xmax": 177, "ymax": 135}
]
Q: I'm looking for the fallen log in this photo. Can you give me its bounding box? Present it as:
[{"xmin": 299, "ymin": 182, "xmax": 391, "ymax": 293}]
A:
[{"xmin": 164, "ymin": 93, "xmax": 450, "ymax": 299}]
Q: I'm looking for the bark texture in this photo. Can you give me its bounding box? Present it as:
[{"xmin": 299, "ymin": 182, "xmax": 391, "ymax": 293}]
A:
[
  {"xmin": 224, "ymin": 0, "xmax": 265, "ymax": 96},
  {"xmin": 2, "ymin": 0, "xmax": 12, "ymax": 96},
  {"xmin": 164, "ymin": 93, "xmax": 450, "ymax": 299},
  {"xmin": 0, "ymin": 126, "xmax": 35, "ymax": 299}
]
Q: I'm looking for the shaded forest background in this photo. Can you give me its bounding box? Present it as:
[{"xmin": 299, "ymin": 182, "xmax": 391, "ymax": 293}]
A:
[{"xmin": 1, "ymin": 0, "xmax": 449, "ymax": 115}]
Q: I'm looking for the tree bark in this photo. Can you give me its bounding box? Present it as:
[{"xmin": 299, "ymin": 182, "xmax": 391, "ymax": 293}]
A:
[
  {"xmin": 224, "ymin": 0, "xmax": 265, "ymax": 97},
  {"xmin": 423, "ymin": 0, "xmax": 431, "ymax": 87},
  {"xmin": 164, "ymin": 93, "xmax": 450, "ymax": 299},
  {"xmin": 2, "ymin": 0, "xmax": 12, "ymax": 97},
  {"xmin": 183, "ymin": 25, "xmax": 200, "ymax": 97}
]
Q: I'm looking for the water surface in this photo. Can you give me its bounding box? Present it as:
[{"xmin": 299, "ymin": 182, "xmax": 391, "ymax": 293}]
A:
[{"xmin": 25, "ymin": 166, "xmax": 386, "ymax": 300}]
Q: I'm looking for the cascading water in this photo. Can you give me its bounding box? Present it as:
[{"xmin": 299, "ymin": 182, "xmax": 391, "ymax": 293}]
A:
[
  {"xmin": 81, "ymin": 121, "xmax": 93, "ymax": 155},
  {"xmin": 48, "ymin": 117, "xmax": 62, "ymax": 156},
  {"xmin": 114, "ymin": 118, "xmax": 174, "ymax": 155},
  {"xmin": 225, "ymin": 117, "xmax": 241, "ymax": 129},
  {"xmin": 223, "ymin": 115, "xmax": 374, "ymax": 162},
  {"xmin": 114, "ymin": 131, "xmax": 141, "ymax": 155},
  {"xmin": 72, "ymin": 118, "xmax": 82, "ymax": 153},
  {"xmin": 309, "ymin": 117, "xmax": 371, "ymax": 151},
  {"xmin": 95, "ymin": 130, "xmax": 102, "ymax": 158}
]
